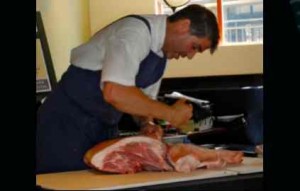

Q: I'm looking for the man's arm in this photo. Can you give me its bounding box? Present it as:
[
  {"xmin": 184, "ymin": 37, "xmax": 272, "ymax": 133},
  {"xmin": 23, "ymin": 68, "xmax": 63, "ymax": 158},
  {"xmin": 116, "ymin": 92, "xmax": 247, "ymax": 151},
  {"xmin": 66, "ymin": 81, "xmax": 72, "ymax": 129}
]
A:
[{"xmin": 102, "ymin": 81, "xmax": 192, "ymax": 127}]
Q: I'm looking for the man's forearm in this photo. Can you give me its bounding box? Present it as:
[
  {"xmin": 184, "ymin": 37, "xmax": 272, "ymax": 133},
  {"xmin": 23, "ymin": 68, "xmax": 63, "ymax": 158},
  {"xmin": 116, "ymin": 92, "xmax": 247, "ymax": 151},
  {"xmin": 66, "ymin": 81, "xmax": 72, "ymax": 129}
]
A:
[{"xmin": 102, "ymin": 81, "xmax": 174, "ymax": 122}]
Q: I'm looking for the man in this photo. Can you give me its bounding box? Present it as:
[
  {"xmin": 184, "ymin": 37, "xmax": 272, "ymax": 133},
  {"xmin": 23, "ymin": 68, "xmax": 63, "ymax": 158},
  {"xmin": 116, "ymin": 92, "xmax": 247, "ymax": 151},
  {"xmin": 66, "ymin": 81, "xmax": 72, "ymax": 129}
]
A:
[{"xmin": 36, "ymin": 4, "xmax": 220, "ymax": 173}]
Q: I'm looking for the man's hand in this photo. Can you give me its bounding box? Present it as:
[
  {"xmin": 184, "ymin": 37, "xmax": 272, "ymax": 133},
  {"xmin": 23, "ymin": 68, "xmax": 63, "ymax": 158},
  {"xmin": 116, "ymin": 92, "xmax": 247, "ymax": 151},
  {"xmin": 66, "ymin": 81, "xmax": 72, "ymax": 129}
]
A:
[{"xmin": 169, "ymin": 99, "xmax": 193, "ymax": 127}]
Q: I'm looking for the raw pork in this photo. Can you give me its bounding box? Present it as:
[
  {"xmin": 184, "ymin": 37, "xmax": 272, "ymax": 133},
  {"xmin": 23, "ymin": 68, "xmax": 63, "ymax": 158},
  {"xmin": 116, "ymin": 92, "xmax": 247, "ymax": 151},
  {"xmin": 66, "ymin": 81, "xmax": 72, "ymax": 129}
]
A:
[
  {"xmin": 167, "ymin": 143, "xmax": 243, "ymax": 172},
  {"xmin": 84, "ymin": 136, "xmax": 173, "ymax": 174},
  {"xmin": 84, "ymin": 124, "xmax": 243, "ymax": 173}
]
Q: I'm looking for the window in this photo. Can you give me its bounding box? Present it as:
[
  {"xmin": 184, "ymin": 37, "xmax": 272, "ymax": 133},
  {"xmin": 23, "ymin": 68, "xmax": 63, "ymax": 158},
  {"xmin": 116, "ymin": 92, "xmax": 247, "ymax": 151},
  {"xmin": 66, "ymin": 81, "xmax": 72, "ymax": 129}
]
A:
[{"xmin": 155, "ymin": 0, "xmax": 263, "ymax": 45}]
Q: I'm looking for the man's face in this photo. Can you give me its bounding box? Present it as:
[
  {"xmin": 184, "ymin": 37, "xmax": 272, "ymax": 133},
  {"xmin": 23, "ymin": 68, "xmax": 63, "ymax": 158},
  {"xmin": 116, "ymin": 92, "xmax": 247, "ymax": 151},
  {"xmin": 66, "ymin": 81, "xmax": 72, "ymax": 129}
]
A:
[{"xmin": 165, "ymin": 35, "xmax": 212, "ymax": 60}]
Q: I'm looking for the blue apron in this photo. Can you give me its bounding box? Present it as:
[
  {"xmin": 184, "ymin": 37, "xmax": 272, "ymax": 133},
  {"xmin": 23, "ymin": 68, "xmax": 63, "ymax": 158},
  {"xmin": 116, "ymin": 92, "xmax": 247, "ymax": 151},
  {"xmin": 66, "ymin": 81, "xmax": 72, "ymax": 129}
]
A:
[{"xmin": 36, "ymin": 15, "xmax": 167, "ymax": 173}]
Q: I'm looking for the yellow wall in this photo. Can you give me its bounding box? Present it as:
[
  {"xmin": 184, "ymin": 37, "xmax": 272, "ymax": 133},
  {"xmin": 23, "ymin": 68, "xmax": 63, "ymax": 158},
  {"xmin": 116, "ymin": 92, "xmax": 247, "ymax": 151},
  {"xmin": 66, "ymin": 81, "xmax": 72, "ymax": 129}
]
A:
[
  {"xmin": 89, "ymin": 0, "xmax": 263, "ymax": 77},
  {"xmin": 36, "ymin": 0, "xmax": 91, "ymax": 80},
  {"xmin": 164, "ymin": 44, "xmax": 263, "ymax": 78},
  {"xmin": 89, "ymin": 0, "xmax": 155, "ymax": 35},
  {"xmin": 37, "ymin": 0, "xmax": 263, "ymax": 80}
]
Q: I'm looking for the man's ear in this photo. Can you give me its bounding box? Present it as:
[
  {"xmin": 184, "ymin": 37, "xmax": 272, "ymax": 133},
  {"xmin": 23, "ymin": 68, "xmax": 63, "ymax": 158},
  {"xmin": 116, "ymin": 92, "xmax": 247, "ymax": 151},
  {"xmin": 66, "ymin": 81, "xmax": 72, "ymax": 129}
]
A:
[{"xmin": 177, "ymin": 19, "xmax": 191, "ymax": 34}]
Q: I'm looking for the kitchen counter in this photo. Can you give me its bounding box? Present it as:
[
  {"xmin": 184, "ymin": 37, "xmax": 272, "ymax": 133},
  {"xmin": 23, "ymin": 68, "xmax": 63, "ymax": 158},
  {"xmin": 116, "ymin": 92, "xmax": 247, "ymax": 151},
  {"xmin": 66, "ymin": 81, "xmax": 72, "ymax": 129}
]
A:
[{"xmin": 36, "ymin": 157, "xmax": 263, "ymax": 190}]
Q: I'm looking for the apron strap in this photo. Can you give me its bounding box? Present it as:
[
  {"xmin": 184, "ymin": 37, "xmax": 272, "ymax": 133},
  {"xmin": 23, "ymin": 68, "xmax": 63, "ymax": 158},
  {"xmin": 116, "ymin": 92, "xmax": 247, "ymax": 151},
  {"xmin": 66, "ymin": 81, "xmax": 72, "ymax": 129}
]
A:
[{"xmin": 126, "ymin": 15, "xmax": 151, "ymax": 33}]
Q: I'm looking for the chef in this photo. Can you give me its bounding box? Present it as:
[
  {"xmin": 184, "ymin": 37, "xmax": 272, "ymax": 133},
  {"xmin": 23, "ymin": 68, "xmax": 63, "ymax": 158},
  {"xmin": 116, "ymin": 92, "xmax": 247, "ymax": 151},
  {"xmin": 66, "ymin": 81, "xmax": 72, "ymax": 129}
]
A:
[{"xmin": 36, "ymin": 4, "xmax": 220, "ymax": 173}]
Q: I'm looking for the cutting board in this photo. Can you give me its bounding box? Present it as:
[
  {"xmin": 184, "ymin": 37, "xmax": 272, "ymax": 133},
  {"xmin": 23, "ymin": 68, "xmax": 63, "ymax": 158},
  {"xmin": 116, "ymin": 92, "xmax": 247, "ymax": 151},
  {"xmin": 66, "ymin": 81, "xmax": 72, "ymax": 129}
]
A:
[
  {"xmin": 226, "ymin": 156, "xmax": 263, "ymax": 174},
  {"xmin": 36, "ymin": 157, "xmax": 263, "ymax": 190}
]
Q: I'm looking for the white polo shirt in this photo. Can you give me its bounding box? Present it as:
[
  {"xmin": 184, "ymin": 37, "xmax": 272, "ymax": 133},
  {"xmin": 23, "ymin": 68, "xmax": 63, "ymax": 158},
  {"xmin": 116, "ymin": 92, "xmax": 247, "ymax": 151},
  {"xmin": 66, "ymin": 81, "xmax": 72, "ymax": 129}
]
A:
[{"xmin": 70, "ymin": 15, "xmax": 167, "ymax": 99}]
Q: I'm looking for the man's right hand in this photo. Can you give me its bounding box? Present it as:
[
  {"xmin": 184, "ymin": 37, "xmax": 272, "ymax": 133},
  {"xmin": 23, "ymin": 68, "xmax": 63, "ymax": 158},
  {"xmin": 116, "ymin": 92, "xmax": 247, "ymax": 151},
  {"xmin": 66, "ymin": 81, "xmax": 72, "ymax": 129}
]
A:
[{"xmin": 169, "ymin": 99, "xmax": 193, "ymax": 127}]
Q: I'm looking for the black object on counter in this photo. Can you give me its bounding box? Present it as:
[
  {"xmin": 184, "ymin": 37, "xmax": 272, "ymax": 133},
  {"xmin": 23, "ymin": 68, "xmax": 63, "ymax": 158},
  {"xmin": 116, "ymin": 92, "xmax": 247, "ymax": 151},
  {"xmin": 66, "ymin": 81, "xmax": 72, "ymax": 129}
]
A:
[{"xmin": 188, "ymin": 115, "xmax": 252, "ymax": 145}]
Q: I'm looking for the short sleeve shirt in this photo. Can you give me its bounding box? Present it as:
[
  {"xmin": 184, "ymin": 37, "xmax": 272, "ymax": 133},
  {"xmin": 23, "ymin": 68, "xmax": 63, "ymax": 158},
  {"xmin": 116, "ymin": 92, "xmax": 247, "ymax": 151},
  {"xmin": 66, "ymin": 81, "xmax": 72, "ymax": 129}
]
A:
[{"xmin": 70, "ymin": 15, "xmax": 167, "ymax": 94}]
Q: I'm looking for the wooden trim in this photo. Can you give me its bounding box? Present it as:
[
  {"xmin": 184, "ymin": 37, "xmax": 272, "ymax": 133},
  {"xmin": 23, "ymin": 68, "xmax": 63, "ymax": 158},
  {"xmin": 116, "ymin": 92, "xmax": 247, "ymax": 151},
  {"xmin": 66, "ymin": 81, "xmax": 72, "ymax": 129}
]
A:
[{"xmin": 217, "ymin": 0, "xmax": 223, "ymax": 43}]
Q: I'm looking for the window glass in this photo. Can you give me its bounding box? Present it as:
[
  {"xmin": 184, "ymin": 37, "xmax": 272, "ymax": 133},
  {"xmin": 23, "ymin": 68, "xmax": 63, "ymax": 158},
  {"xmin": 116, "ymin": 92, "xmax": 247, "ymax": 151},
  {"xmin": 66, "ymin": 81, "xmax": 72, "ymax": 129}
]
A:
[{"xmin": 223, "ymin": 0, "xmax": 263, "ymax": 44}]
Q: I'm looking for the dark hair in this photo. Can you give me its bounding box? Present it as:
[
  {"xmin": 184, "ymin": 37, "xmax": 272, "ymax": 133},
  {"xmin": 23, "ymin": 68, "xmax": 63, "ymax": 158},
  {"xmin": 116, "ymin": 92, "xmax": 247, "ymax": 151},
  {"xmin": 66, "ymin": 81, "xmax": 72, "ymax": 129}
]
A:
[{"xmin": 168, "ymin": 4, "xmax": 220, "ymax": 54}]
